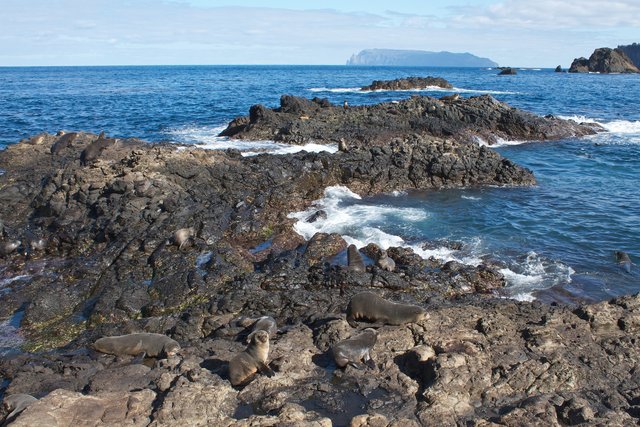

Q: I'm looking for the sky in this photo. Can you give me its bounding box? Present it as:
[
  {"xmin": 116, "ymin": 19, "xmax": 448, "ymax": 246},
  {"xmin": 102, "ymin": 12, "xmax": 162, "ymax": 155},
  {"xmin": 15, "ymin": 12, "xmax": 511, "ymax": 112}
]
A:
[{"xmin": 1, "ymin": 0, "xmax": 638, "ymax": 67}]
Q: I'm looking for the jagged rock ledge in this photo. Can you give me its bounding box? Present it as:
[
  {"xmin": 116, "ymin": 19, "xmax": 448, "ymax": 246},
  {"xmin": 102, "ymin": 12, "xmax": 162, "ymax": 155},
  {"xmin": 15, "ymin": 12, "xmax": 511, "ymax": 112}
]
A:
[
  {"xmin": 569, "ymin": 48, "xmax": 640, "ymax": 74},
  {"xmin": 360, "ymin": 76, "xmax": 453, "ymax": 91},
  {"xmin": 1, "ymin": 132, "xmax": 637, "ymax": 425},
  {"xmin": 220, "ymin": 94, "xmax": 603, "ymax": 146}
]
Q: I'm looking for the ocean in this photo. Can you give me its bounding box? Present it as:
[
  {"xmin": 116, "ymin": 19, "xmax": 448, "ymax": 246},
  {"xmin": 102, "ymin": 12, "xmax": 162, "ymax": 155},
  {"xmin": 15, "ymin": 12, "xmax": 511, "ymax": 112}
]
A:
[{"xmin": 0, "ymin": 65, "xmax": 638, "ymax": 303}]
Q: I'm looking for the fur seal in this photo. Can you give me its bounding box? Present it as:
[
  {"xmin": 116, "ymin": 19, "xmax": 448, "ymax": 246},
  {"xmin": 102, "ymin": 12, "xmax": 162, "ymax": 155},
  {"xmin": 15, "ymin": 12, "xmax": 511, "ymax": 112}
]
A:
[
  {"xmin": 338, "ymin": 138, "xmax": 348, "ymax": 152},
  {"xmin": 251, "ymin": 316, "xmax": 278, "ymax": 338},
  {"xmin": 440, "ymin": 93, "xmax": 460, "ymax": 102},
  {"xmin": 93, "ymin": 333, "xmax": 180, "ymax": 358},
  {"xmin": 80, "ymin": 131, "xmax": 116, "ymax": 165},
  {"xmin": 173, "ymin": 227, "xmax": 195, "ymax": 249},
  {"xmin": 0, "ymin": 240, "xmax": 21, "ymax": 257},
  {"xmin": 376, "ymin": 251, "xmax": 395, "ymax": 272},
  {"xmin": 27, "ymin": 134, "xmax": 46, "ymax": 146},
  {"xmin": 615, "ymin": 251, "xmax": 633, "ymax": 273},
  {"xmin": 50, "ymin": 132, "xmax": 78, "ymax": 155},
  {"xmin": 347, "ymin": 244, "xmax": 366, "ymax": 272},
  {"xmin": 343, "ymin": 100, "xmax": 349, "ymax": 110},
  {"xmin": 332, "ymin": 328, "xmax": 377, "ymax": 369},
  {"xmin": 346, "ymin": 291, "xmax": 428, "ymax": 327},
  {"xmin": 2, "ymin": 393, "xmax": 37, "ymax": 424},
  {"xmin": 229, "ymin": 330, "xmax": 275, "ymax": 386}
]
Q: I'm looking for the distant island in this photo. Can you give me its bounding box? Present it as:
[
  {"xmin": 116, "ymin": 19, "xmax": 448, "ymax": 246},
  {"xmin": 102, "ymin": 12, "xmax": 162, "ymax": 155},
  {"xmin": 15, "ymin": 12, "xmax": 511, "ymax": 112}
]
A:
[
  {"xmin": 347, "ymin": 49, "xmax": 498, "ymax": 67},
  {"xmin": 618, "ymin": 43, "xmax": 640, "ymax": 68}
]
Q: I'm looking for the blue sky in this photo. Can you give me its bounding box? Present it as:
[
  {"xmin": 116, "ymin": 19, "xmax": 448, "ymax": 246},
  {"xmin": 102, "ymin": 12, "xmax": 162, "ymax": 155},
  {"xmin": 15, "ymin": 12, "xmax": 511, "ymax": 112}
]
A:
[{"xmin": 1, "ymin": 0, "xmax": 638, "ymax": 67}]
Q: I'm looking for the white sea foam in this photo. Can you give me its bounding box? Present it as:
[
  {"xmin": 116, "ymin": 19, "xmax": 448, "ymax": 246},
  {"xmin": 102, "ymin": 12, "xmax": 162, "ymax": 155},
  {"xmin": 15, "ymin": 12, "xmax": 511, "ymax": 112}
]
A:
[
  {"xmin": 166, "ymin": 125, "xmax": 337, "ymax": 156},
  {"xmin": 559, "ymin": 115, "xmax": 640, "ymax": 134},
  {"xmin": 461, "ymin": 195, "xmax": 481, "ymax": 200},
  {"xmin": 474, "ymin": 135, "xmax": 528, "ymax": 147},
  {"xmin": 288, "ymin": 187, "xmax": 576, "ymax": 301}
]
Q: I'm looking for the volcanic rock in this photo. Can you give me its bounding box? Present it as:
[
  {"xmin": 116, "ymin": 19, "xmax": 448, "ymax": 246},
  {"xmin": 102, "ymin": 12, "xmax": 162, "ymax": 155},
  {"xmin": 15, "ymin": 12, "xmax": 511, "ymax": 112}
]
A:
[
  {"xmin": 360, "ymin": 76, "xmax": 453, "ymax": 91},
  {"xmin": 220, "ymin": 94, "xmax": 602, "ymax": 146},
  {"xmin": 569, "ymin": 48, "xmax": 640, "ymax": 73}
]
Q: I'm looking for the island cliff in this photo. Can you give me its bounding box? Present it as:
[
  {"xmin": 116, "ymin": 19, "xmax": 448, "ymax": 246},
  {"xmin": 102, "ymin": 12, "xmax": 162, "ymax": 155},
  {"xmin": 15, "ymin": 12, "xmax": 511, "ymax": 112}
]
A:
[{"xmin": 347, "ymin": 49, "xmax": 498, "ymax": 67}]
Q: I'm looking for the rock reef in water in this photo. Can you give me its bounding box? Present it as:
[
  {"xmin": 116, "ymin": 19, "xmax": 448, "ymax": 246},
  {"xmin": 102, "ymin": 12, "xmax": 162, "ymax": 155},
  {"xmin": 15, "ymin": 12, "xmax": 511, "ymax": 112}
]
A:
[
  {"xmin": 569, "ymin": 47, "xmax": 640, "ymax": 73},
  {"xmin": 220, "ymin": 94, "xmax": 603, "ymax": 146},
  {"xmin": 360, "ymin": 76, "xmax": 453, "ymax": 91},
  {"xmin": 0, "ymin": 94, "xmax": 631, "ymax": 425}
]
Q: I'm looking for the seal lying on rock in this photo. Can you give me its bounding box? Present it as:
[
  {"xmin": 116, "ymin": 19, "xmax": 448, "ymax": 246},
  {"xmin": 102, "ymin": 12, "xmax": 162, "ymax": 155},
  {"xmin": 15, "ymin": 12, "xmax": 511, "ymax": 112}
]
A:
[
  {"xmin": 2, "ymin": 393, "xmax": 37, "ymax": 423},
  {"xmin": 376, "ymin": 251, "xmax": 395, "ymax": 272},
  {"xmin": 616, "ymin": 251, "xmax": 634, "ymax": 273},
  {"xmin": 93, "ymin": 333, "xmax": 180, "ymax": 358},
  {"xmin": 50, "ymin": 132, "xmax": 78, "ymax": 155},
  {"xmin": 229, "ymin": 330, "xmax": 275, "ymax": 386},
  {"xmin": 80, "ymin": 131, "xmax": 116, "ymax": 165},
  {"xmin": 347, "ymin": 244, "xmax": 366, "ymax": 272},
  {"xmin": 346, "ymin": 291, "xmax": 428, "ymax": 327},
  {"xmin": 173, "ymin": 227, "xmax": 195, "ymax": 249},
  {"xmin": 332, "ymin": 328, "xmax": 378, "ymax": 369},
  {"xmin": 237, "ymin": 315, "xmax": 278, "ymax": 341}
]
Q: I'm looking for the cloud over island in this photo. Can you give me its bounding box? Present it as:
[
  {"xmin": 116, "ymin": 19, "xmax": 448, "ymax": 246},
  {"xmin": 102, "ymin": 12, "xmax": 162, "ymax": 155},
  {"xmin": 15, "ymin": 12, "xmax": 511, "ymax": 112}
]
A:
[{"xmin": 1, "ymin": 0, "xmax": 638, "ymax": 67}]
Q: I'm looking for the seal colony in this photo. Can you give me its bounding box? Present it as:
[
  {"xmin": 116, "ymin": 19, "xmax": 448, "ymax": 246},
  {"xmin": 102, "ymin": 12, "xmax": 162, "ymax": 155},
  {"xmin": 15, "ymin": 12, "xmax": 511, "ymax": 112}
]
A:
[{"xmin": 1, "ymin": 91, "xmax": 639, "ymax": 425}]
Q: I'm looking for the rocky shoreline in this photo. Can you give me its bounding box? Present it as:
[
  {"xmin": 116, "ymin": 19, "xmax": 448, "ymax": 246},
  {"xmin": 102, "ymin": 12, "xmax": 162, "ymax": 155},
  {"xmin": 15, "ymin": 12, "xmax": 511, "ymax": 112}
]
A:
[{"xmin": 0, "ymin": 96, "xmax": 637, "ymax": 426}]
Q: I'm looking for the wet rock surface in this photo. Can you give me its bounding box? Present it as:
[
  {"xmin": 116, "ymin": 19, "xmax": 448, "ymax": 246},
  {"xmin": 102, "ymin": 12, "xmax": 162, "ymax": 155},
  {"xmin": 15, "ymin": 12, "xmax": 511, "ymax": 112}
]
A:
[
  {"xmin": 360, "ymin": 76, "xmax": 453, "ymax": 91},
  {"xmin": 220, "ymin": 94, "xmax": 603, "ymax": 146},
  {"xmin": 0, "ymin": 121, "xmax": 635, "ymax": 426}
]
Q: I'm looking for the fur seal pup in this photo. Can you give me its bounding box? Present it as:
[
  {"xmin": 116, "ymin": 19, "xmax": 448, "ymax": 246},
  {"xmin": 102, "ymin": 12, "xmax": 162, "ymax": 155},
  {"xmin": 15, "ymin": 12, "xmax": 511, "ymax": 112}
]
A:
[
  {"xmin": 347, "ymin": 244, "xmax": 366, "ymax": 272},
  {"xmin": 343, "ymin": 100, "xmax": 349, "ymax": 110},
  {"xmin": 27, "ymin": 134, "xmax": 46, "ymax": 145},
  {"xmin": 338, "ymin": 138, "xmax": 348, "ymax": 152},
  {"xmin": 440, "ymin": 93, "xmax": 460, "ymax": 102},
  {"xmin": 0, "ymin": 240, "xmax": 20, "ymax": 257},
  {"xmin": 229, "ymin": 330, "xmax": 275, "ymax": 386},
  {"xmin": 50, "ymin": 132, "xmax": 78, "ymax": 155},
  {"xmin": 80, "ymin": 131, "xmax": 116, "ymax": 165},
  {"xmin": 615, "ymin": 251, "xmax": 633, "ymax": 273},
  {"xmin": 332, "ymin": 328, "xmax": 377, "ymax": 369},
  {"xmin": 173, "ymin": 227, "xmax": 195, "ymax": 249},
  {"xmin": 93, "ymin": 333, "xmax": 180, "ymax": 358},
  {"xmin": 2, "ymin": 393, "xmax": 37, "ymax": 424},
  {"xmin": 376, "ymin": 251, "xmax": 395, "ymax": 272},
  {"xmin": 346, "ymin": 291, "xmax": 428, "ymax": 327}
]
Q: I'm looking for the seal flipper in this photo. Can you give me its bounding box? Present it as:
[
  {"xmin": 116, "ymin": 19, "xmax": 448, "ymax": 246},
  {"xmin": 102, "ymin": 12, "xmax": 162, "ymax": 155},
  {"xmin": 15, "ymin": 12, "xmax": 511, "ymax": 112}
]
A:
[
  {"xmin": 364, "ymin": 357, "xmax": 376, "ymax": 369},
  {"xmin": 132, "ymin": 351, "xmax": 147, "ymax": 364},
  {"xmin": 258, "ymin": 362, "xmax": 275, "ymax": 378},
  {"xmin": 348, "ymin": 361, "xmax": 366, "ymax": 370}
]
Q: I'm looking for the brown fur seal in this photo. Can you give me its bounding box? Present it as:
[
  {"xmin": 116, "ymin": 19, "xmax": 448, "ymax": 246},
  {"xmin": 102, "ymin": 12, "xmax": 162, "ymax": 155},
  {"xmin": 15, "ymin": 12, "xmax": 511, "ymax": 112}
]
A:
[
  {"xmin": 338, "ymin": 138, "xmax": 348, "ymax": 152},
  {"xmin": 376, "ymin": 251, "xmax": 395, "ymax": 272},
  {"xmin": 80, "ymin": 131, "xmax": 116, "ymax": 165},
  {"xmin": 27, "ymin": 134, "xmax": 46, "ymax": 145},
  {"xmin": 440, "ymin": 93, "xmax": 460, "ymax": 102},
  {"xmin": 346, "ymin": 291, "xmax": 428, "ymax": 327},
  {"xmin": 93, "ymin": 333, "xmax": 180, "ymax": 358},
  {"xmin": 173, "ymin": 227, "xmax": 195, "ymax": 249},
  {"xmin": 332, "ymin": 328, "xmax": 377, "ymax": 369},
  {"xmin": 229, "ymin": 330, "xmax": 274, "ymax": 386},
  {"xmin": 2, "ymin": 393, "xmax": 37, "ymax": 424},
  {"xmin": 347, "ymin": 244, "xmax": 366, "ymax": 272},
  {"xmin": 0, "ymin": 240, "xmax": 20, "ymax": 257},
  {"xmin": 50, "ymin": 132, "xmax": 78, "ymax": 155},
  {"xmin": 615, "ymin": 251, "xmax": 633, "ymax": 273}
]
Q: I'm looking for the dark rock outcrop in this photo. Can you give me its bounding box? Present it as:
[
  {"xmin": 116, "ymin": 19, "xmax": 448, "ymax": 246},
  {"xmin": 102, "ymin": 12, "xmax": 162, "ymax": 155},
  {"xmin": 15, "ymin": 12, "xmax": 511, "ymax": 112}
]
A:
[
  {"xmin": 360, "ymin": 76, "xmax": 452, "ymax": 91},
  {"xmin": 555, "ymin": 65, "xmax": 563, "ymax": 72},
  {"xmin": 498, "ymin": 67, "xmax": 517, "ymax": 75},
  {"xmin": 220, "ymin": 94, "xmax": 602, "ymax": 147},
  {"xmin": 569, "ymin": 48, "xmax": 640, "ymax": 73}
]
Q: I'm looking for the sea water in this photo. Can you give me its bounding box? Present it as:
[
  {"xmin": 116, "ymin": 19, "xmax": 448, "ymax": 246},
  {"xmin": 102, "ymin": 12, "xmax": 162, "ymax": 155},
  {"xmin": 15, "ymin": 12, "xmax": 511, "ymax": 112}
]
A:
[{"xmin": 0, "ymin": 65, "xmax": 638, "ymax": 302}]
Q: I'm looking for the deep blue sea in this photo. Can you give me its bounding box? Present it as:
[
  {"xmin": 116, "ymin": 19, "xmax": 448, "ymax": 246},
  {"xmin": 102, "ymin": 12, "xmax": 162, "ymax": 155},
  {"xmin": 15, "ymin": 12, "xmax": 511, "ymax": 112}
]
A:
[{"xmin": 0, "ymin": 65, "xmax": 638, "ymax": 304}]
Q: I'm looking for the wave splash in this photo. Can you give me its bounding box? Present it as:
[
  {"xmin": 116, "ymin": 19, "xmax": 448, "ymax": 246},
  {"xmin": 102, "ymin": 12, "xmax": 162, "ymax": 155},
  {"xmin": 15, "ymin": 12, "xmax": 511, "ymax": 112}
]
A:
[
  {"xmin": 165, "ymin": 125, "xmax": 338, "ymax": 156},
  {"xmin": 307, "ymin": 86, "xmax": 519, "ymax": 95},
  {"xmin": 288, "ymin": 186, "xmax": 574, "ymax": 301}
]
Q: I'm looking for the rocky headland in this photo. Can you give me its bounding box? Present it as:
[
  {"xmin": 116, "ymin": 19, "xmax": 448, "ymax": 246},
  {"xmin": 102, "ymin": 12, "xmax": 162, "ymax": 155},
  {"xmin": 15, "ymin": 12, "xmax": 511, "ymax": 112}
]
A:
[
  {"xmin": 569, "ymin": 48, "xmax": 640, "ymax": 74},
  {"xmin": 360, "ymin": 77, "xmax": 453, "ymax": 92},
  {"xmin": 220, "ymin": 94, "xmax": 602, "ymax": 146},
  {"xmin": 0, "ymin": 96, "xmax": 635, "ymax": 426}
]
